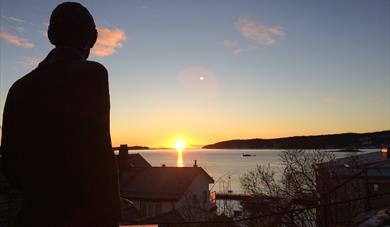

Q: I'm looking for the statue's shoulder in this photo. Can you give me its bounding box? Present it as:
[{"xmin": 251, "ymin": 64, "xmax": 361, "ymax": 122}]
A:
[
  {"xmin": 73, "ymin": 60, "xmax": 108, "ymax": 77},
  {"xmin": 8, "ymin": 68, "xmax": 38, "ymax": 96}
]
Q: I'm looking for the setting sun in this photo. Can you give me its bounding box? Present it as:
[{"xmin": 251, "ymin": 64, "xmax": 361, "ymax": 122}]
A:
[{"xmin": 175, "ymin": 140, "xmax": 186, "ymax": 150}]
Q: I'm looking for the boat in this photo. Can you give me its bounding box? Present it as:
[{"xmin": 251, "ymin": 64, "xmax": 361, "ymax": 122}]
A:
[{"xmin": 242, "ymin": 153, "xmax": 256, "ymax": 157}]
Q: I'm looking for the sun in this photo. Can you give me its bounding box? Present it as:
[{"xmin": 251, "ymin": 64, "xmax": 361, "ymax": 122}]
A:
[{"xmin": 175, "ymin": 140, "xmax": 186, "ymax": 150}]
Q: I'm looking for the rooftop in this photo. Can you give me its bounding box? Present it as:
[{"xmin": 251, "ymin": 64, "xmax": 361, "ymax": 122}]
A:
[
  {"xmin": 120, "ymin": 167, "xmax": 214, "ymax": 201},
  {"xmin": 318, "ymin": 151, "xmax": 390, "ymax": 177},
  {"xmin": 115, "ymin": 153, "xmax": 152, "ymax": 168}
]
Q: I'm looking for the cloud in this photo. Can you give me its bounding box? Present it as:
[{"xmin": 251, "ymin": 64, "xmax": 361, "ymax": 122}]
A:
[
  {"xmin": 40, "ymin": 22, "xmax": 49, "ymax": 38},
  {"xmin": 41, "ymin": 30, "xmax": 48, "ymax": 38},
  {"xmin": 0, "ymin": 31, "xmax": 34, "ymax": 48},
  {"xmin": 12, "ymin": 26, "xmax": 25, "ymax": 33},
  {"xmin": 91, "ymin": 27, "xmax": 126, "ymax": 57},
  {"xmin": 235, "ymin": 17, "xmax": 284, "ymax": 45},
  {"xmin": 232, "ymin": 46, "xmax": 257, "ymax": 55},
  {"xmin": 22, "ymin": 57, "xmax": 41, "ymax": 67},
  {"xmin": 223, "ymin": 39, "xmax": 257, "ymax": 55},
  {"xmin": 223, "ymin": 40, "xmax": 236, "ymax": 48},
  {"xmin": 1, "ymin": 16, "xmax": 25, "ymax": 23}
]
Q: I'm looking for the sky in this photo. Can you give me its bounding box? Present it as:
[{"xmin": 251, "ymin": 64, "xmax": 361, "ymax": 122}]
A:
[{"xmin": 0, "ymin": 0, "xmax": 389, "ymax": 148}]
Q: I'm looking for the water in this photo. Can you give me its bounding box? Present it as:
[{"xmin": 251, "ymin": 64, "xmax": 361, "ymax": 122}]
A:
[{"xmin": 130, "ymin": 149, "xmax": 377, "ymax": 193}]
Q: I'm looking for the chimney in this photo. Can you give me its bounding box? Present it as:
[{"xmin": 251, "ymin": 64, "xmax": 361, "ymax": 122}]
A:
[
  {"xmin": 119, "ymin": 144, "xmax": 129, "ymax": 172},
  {"xmin": 193, "ymin": 160, "xmax": 198, "ymax": 167}
]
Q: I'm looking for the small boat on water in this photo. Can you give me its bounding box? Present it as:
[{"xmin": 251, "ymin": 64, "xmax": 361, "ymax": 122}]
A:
[{"xmin": 242, "ymin": 153, "xmax": 256, "ymax": 157}]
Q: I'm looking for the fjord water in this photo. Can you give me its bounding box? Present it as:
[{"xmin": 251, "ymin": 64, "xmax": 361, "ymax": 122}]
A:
[{"xmin": 130, "ymin": 149, "xmax": 377, "ymax": 193}]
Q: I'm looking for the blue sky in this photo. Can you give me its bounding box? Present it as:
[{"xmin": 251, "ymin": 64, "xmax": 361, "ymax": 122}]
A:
[{"xmin": 1, "ymin": 0, "xmax": 389, "ymax": 147}]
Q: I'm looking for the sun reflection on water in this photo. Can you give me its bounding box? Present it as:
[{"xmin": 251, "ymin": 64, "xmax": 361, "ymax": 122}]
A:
[{"xmin": 177, "ymin": 148, "xmax": 184, "ymax": 167}]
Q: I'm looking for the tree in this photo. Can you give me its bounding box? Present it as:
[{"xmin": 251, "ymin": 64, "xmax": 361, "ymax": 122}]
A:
[{"xmin": 240, "ymin": 150, "xmax": 335, "ymax": 227}]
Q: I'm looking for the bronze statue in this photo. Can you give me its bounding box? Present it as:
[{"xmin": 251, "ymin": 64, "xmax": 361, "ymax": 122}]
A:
[{"xmin": 1, "ymin": 2, "xmax": 121, "ymax": 227}]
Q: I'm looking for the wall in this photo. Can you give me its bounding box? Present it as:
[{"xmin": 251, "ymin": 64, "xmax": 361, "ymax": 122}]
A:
[
  {"xmin": 132, "ymin": 199, "xmax": 174, "ymax": 218},
  {"xmin": 175, "ymin": 173, "xmax": 215, "ymax": 221}
]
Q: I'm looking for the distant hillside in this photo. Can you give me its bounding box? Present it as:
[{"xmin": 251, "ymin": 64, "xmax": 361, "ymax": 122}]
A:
[
  {"xmin": 112, "ymin": 146, "xmax": 150, "ymax": 150},
  {"xmin": 203, "ymin": 131, "xmax": 390, "ymax": 149},
  {"xmin": 128, "ymin": 146, "xmax": 150, "ymax": 150}
]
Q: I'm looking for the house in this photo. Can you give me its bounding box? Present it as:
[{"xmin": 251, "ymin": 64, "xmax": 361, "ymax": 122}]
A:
[
  {"xmin": 114, "ymin": 145, "xmax": 151, "ymax": 171},
  {"xmin": 115, "ymin": 145, "xmax": 216, "ymax": 224},
  {"xmin": 315, "ymin": 148, "xmax": 390, "ymax": 227},
  {"xmin": 116, "ymin": 152, "xmax": 151, "ymax": 168}
]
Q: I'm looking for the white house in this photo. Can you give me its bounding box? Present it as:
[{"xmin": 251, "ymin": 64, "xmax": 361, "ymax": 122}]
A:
[{"xmin": 115, "ymin": 148, "xmax": 216, "ymax": 224}]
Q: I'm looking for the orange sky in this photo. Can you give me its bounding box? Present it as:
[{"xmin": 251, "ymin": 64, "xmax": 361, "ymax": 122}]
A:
[{"xmin": 1, "ymin": 1, "xmax": 389, "ymax": 148}]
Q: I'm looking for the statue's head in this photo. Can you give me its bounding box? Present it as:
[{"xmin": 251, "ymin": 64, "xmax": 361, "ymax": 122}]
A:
[{"xmin": 48, "ymin": 2, "xmax": 97, "ymax": 58}]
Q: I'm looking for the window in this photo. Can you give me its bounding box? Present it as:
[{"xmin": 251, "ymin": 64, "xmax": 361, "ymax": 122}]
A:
[{"xmin": 372, "ymin": 184, "xmax": 379, "ymax": 192}]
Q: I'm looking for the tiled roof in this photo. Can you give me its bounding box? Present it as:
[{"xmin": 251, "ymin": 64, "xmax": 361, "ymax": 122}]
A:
[{"xmin": 120, "ymin": 167, "xmax": 214, "ymax": 201}]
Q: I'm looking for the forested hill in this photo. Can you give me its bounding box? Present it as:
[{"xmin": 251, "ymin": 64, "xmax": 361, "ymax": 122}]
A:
[{"xmin": 203, "ymin": 131, "xmax": 390, "ymax": 149}]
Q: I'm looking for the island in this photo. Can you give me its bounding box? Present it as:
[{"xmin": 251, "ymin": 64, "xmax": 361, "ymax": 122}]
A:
[
  {"xmin": 112, "ymin": 145, "xmax": 150, "ymax": 150},
  {"xmin": 203, "ymin": 130, "xmax": 390, "ymax": 149}
]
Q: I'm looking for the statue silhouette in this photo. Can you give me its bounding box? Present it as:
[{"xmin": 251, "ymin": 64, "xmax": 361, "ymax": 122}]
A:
[{"xmin": 1, "ymin": 2, "xmax": 121, "ymax": 227}]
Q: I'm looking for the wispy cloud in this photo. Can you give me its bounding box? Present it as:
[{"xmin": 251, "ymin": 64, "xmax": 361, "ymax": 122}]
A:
[
  {"xmin": 41, "ymin": 22, "xmax": 49, "ymax": 38},
  {"xmin": 223, "ymin": 17, "xmax": 284, "ymax": 55},
  {"xmin": 41, "ymin": 30, "xmax": 48, "ymax": 38},
  {"xmin": 1, "ymin": 16, "xmax": 25, "ymax": 23},
  {"xmin": 12, "ymin": 26, "xmax": 25, "ymax": 33},
  {"xmin": 0, "ymin": 31, "xmax": 34, "ymax": 48},
  {"xmin": 223, "ymin": 40, "xmax": 257, "ymax": 55},
  {"xmin": 22, "ymin": 57, "xmax": 41, "ymax": 67},
  {"xmin": 232, "ymin": 46, "xmax": 257, "ymax": 55},
  {"xmin": 235, "ymin": 17, "xmax": 284, "ymax": 45},
  {"xmin": 223, "ymin": 40, "xmax": 236, "ymax": 49},
  {"xmin": 91, "ymin": 27, "xmax": 126, "ymax": 57}
]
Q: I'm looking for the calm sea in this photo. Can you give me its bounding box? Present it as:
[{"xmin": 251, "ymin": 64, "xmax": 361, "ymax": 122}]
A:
[{"xmin": 129, "ymin": 149, "xmax": 377, "ymax": 193}]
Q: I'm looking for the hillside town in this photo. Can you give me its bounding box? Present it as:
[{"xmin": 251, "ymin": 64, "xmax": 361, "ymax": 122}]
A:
[{"xmin": 1, "ymin": 145, "xmax": 389, "ymax": 227}]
